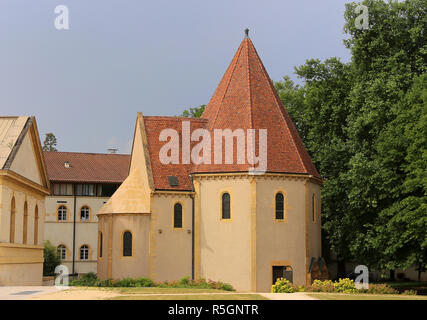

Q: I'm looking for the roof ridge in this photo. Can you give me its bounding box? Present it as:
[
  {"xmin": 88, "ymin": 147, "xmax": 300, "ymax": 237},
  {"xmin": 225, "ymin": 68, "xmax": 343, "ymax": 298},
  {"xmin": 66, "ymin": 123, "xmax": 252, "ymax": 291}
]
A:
[
  {"xmin": 144, "ymin": 116, "xmax": 208, "ymax": 122},
  {"xmin": 248, "ymin": 39, "xmax": 309, "ymax": 174},
  {"xmin": 210, "ymin": 40, "xmax": 245, "ymax": 129},
  {"xmin": 43, "ymin": 151, "xmax": 131, "ymax": 156},
  {"xmin": 246, "ymin": 39, "xmax": 254, "ymax": 130}
]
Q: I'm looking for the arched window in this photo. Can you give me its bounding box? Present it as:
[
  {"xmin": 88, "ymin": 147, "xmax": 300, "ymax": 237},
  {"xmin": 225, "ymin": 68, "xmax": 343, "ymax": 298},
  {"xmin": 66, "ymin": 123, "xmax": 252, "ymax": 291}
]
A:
[
  {"xmin": 23, "ymin": 201, "xmax": 28, "ymax": 244},
  {"xmin": 80, "ymin": 245, "xmax": 89, "ymax": 260},
  {"xmin": 173, "ymin": 203, "xmax": 183, "ymax": 229},
  {"xmin": 99, "ymin": 232, "xmax": 103, "ymax": 258},
  {"xmin": 58, "ymin": 205, "xmax": 67, "ymax": 221},
  {"xmin": 275, "ymin": 193, "xmax": 284, "ymax": 220},
  {"xmin": 80, "ymin": 206, "xmax": 90, "ymax": 221},
  {"xmin": 57, "ymin": 245, "xmax": 67, "ymax": 260},
  {"xmin": 312, "ymin": 194, "xmax": 316, "ymax": 223},
  {"xmin": 123, "ymin": 231, "xmax": 132, "ymax": 257},
  {"xmin": 34, "ymin": 205, "xmax": 39, "ymax": 245},
  {"xmin": 10, "ymin": 197, "xmax": 16, "ymax": 243},
  {"xmin": 221, "ymin": 193, "xmax": 231, "ymax": 220}
]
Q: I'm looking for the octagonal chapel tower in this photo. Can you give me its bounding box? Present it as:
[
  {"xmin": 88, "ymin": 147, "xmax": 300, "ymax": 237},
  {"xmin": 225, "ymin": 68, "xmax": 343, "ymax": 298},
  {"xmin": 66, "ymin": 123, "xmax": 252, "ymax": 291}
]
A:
[{"xmin": 97, "ymin": 32, "xmax": 324, "ymax": 292}]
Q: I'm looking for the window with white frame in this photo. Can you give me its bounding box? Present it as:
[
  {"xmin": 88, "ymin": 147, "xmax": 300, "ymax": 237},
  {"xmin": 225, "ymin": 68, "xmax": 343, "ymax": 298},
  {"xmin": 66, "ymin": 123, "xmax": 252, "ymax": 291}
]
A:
[
  {"xmin": 80, "ymin": 245, "xmax": 89, "ymax": 260},
  {"xmin": 80, "ymin": 206, "xmax": 90, "ymax": 221},
  {"xmin": 57, "ymin": 205, "xmax": 67, "ymax": 221},
  {"xmin": 57, "ymin": 245, "xmax": 66, "ymax": 260}
]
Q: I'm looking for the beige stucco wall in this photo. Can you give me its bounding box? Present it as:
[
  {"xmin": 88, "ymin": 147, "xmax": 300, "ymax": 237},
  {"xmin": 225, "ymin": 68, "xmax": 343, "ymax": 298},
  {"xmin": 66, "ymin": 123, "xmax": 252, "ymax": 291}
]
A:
[
  {"xmin": 98, "ymin": 193, "xmax": 193, "ymax": 281},
  {"xmin": 307, "ymin": 181, "xmax": 322, "ymax": 272},
  {"xmin": 44, "ymin": 195, "xmax": 109, "ymax": 274},
  {"xmin": 9, "ymin": 130, "xmax": 43, "ymax": 186},
  {"xmin": 149, "ymin": 193, "xmax": 192, "ymax": 282},
  {"xmin": 197, "ymin": 177, "xmax": 252, "ymax": 292},
  {"xmin": 0, "ymin": 180, "xmax": 46, "ymax": 286},
  {"xmin": 255, "ymin": 176, "xmax": 321, "ymax": 291},
  {"xmin": 0, "ymin": 181, "xmax": 45, "ymax": 246},
  {"xmin": 102, "ymin": 214, "xmax": 151, "ymax": 279},
  {"xmin": 194, "ymin": 174, "xmax": 322, "ymax": 292}
]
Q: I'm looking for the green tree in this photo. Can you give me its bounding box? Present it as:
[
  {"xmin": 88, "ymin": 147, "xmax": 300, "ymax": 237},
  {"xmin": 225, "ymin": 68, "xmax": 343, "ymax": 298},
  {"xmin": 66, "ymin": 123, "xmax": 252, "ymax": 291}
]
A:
[
  {"xmin": 42, "ymin": 133, "xmax": 58, "ymax": 151},
  {"xmin": 180, "ymin": 105, "xmax": 206, "ymax": 118},
  {"xmin": 275, "ymin": 0, "xmax": 427, "ymax": 277},
  {"xmin": 43, "ymin": 240, "xmax": 61, "ymax": 276}
]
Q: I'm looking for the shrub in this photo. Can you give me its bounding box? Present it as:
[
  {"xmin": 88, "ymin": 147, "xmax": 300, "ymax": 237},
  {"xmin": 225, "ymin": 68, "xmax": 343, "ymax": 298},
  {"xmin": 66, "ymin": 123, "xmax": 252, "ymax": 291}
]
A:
[
  {"xmin": 308, "ymin": 279, "xmax": 336, "ymax": 292},
  {"xmin": 178, "ymin": 276, "xmax": 191, "ymax": 286},
  {"xmin": 43, "ymin": 240, "xmax": 61, "ymax": 276},
  {"xmin": 134, "ymin": 277, "xmax": 154, "ymax": 287},
  {"xmin": 69, "ymin": 274, "xmax": 233, "ymax": 290},
  {"xmin": 69, "ymin": 272, "xmax": 98, "ymax": 286},
  {"xmin": 271, "ymin": 278, "xmax": 296, "ymax": 293},
  {"xmin": 402, "ymin": 289, "xmax": 417, "ymax": 296},
  {"xmin": 333, "ymin": 278, "xmax": 357, "ymax": 293},
  {"xmin": 365, "ymin": 283, "xmax": 398, "ymax": 295}
]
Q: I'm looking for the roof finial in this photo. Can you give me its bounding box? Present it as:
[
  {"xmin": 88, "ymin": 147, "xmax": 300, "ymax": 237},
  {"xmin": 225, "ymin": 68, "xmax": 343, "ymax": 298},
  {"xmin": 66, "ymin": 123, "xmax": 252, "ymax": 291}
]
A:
[{"xmin": 245, "ymin": 28, "xmax": 249, "ymax": 38}]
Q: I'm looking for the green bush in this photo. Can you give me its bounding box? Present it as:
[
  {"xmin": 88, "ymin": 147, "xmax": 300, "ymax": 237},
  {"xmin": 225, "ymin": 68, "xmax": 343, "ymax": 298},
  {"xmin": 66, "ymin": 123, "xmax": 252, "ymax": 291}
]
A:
[
  {"xmin": 43, "ymin": 240, "xmax": 61, "ymax": 276},
  {"xmin": 134, "ymin": 277, "xmax": 154, "ymax": 287},
  {"xmin": 364, "ymin": 283, "xmax": 399, "ymax": 295},
  {"xmin": 178, "ymin": 276, "xmax": 191, "ymax": 286},
  {"xmin": 69, "ymin": 274, "xmax": 233, "ymax": 291},
  {"xmin": 333, "ymin": 278, "xmax": 357, "ymax": 293},
  {"xmin": 402, "ymin": 289, "xmax": 417, "ymax": 296},
  {"xmin": 308, "ymin": 280, "xmax": 336, "ymax": 293},
  {"xmin": 69, "ymin": 272, "xmax": 98, "ymax": 286},
  {"xmin": 271, "ymin": 278, "xmax": 296, "ymax": 293}
]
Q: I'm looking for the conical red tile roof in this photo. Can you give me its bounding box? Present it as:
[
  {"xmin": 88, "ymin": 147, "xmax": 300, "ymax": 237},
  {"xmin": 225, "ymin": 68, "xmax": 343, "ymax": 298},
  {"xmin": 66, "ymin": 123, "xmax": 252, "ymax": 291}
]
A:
[{"xmin": 195, "ymin": 36, "xmax": 320, "ymax": 178}]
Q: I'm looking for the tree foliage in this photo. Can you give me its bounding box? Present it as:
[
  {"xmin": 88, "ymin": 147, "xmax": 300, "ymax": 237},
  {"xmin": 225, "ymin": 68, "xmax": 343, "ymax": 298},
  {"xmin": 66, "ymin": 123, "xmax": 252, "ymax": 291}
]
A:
[
  {"xmin": 42, "ymin": 133, "xmax": 58, "ymax": 151},
  {"xmin": 275, "ymin": 0, "xmax": 427, "ymax": 275},
  {"xmin": 180, "ymin": 105, "xmax": 206, "ymax": 118},
  {"xmin": 43, "ymin": 240, "xmax": 61, "ymax": 276}
]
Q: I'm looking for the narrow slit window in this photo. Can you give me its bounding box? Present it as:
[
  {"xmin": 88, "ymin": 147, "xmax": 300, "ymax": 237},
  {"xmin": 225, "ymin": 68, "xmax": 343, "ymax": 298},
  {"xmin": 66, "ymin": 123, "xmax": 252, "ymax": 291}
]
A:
[
  {"xmin": 222, "ymin": 193, "xmax": 231, "ymax": 220},
  {"xmin": 173, "ymin": 203, "xmax": 183, "ymax": 228},
  {"xmin": 312, "ymin": 194, "xmax": 316, "ymax": 222},
  {"xmin": 123, "ymin": 231, "xmax": 132, "ymax": 257},
  {"xmin": 275, "ymin": 193, "xmax": 284, "ymax": 220},
  {"xmin": 99, "ymin": 232, "xmax": 103, "ymax": 258}
]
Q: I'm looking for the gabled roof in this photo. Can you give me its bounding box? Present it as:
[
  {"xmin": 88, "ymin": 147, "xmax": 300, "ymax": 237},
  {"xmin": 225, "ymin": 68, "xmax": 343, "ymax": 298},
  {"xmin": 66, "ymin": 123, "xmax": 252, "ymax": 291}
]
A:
[
  {"xmin": 197, "ymin": 36, "xmax": 320, "ymax": 178},
  {"xmin": 98, "ymin": 168, "xmax": 150, "ymax": 215},
  {"xmin": 44, "ymin": 151, "xmax": 130, "ymax": 183},
  {"xmin": 0, "ymin": 116, "xmax": 50, "ymax": 190},
  {"xmin": 0, "ymin": 116, "xmax": 29, "ymax": 169},
  {"xmin": 143, "ymin": 116, "xmax": 208, "ymax": 190}
]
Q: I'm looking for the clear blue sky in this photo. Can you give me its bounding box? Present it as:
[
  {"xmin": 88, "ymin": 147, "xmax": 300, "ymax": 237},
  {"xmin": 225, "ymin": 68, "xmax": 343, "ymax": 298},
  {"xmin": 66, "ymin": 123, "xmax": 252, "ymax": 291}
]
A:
[{"xmin": 0, "ymin": 0, "xmax": 352, "ymax": 154}]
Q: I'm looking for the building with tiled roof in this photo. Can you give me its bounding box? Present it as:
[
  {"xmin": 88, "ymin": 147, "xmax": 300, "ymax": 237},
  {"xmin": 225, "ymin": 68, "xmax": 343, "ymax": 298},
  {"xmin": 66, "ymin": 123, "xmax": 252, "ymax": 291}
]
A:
[
  {"xmin": 0, "ymin": 116, "xmax": 50, "ymax": 285},
  {"xmin": 97, "ymin": 31, "xmax": 325, "ymax": 291},
  {"xmin": 43, "ymin": 151, "xmax": 130, "ymax": 275}
]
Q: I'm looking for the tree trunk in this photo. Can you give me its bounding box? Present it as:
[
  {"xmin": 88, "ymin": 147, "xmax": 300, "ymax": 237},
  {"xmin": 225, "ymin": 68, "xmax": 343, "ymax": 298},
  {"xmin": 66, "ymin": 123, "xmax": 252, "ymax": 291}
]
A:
[
  {"xmin": 390, "ymin": 270, "xmax": 395, "ymax": 281},
  {"xmin": 337, "ymin": 259, "xmax": 346, "ymax": 279}
]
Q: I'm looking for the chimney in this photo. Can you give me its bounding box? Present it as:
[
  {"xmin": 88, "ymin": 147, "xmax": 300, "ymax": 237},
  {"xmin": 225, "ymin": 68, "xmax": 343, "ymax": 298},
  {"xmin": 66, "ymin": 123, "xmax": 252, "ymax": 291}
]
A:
[{"xmin": 108, "ymin": 148, "xmax": 118, "ymax": 154}]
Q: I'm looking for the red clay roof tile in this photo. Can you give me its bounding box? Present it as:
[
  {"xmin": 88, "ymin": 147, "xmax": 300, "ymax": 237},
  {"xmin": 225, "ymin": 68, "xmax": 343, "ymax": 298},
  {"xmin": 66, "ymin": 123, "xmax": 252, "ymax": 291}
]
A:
[{"xmin": 43, "ymin": 151, "xmax": 130, "ymax": 183}]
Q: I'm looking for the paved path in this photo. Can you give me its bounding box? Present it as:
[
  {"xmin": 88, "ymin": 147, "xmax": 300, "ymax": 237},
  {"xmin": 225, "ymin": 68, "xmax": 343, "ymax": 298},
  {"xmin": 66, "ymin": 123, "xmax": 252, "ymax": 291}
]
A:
[
  {"xmin": 258, "ymin": 292, "xmax": 318, "ymax": 300},
  {"xmin": 0, "ymin": 286, "xmax": 67, "ymax": 300},
  {"xmin": 0, "ymin": 286, "xmax": 318, "ymax": 300}
]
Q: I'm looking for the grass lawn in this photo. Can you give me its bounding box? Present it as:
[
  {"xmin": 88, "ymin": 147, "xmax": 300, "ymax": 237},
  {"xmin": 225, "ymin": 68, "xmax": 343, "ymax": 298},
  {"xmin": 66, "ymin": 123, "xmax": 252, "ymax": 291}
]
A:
[
  {"xmin": 69, "ymin": 286, "xmax": 267, "ymax": 300},
  {"xmin": 307, "ymin": 293, "xmax": 427, "ymax": 300},
  {"xmin": 385, "ymin": 281, "xmax": 427, "ymax": 294},
  {"xmin": 112, "ymin": 294, "xmax": 268, "ymax": 300}
]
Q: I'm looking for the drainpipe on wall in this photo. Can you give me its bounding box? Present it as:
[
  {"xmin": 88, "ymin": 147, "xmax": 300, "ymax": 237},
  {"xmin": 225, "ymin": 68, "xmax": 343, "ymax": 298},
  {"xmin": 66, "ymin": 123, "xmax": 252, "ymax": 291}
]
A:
[
  {"xmin": 72, "ymin": 191, "xmax": 77, "ymax": 275},
  {"xmin": 191, "ymin": 193, "xmax": 195, "ymax": 280}
]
